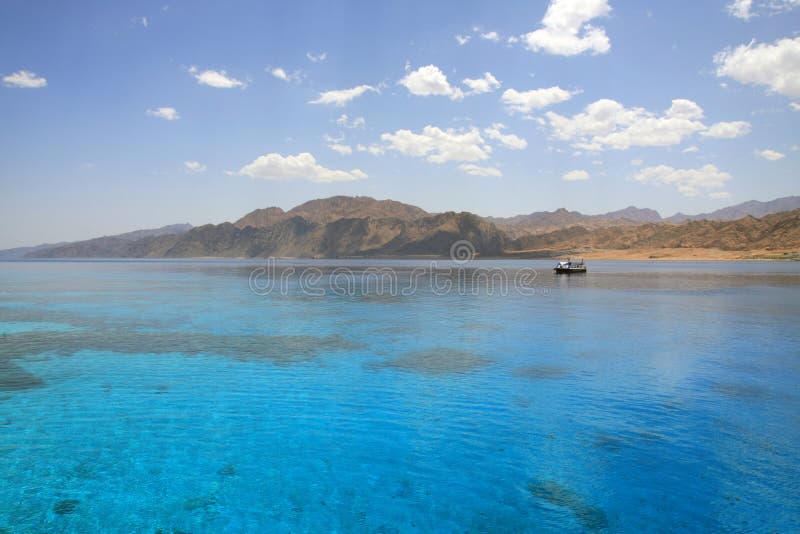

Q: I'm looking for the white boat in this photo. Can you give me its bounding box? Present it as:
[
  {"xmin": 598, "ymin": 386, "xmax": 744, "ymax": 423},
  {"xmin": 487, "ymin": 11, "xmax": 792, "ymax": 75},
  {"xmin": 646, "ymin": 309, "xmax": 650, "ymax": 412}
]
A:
[{"xmin": 553, "ymin": 258, "xmax": 587, "ymax": 274}]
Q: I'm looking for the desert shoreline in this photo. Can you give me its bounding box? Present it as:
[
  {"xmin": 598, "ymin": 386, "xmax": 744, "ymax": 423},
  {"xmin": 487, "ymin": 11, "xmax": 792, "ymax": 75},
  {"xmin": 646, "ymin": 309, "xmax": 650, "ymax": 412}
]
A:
[{"xmin": 2, "ymin": 249, "xmax": 800, "ymax": 262}]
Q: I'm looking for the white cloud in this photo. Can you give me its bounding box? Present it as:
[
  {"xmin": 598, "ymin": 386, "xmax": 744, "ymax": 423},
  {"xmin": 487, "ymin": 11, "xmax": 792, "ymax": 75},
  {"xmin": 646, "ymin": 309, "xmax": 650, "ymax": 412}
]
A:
[
  {"xmin": 356, "ymin": 144, "xmax": 386, "ymax": 156},
  {"xmin": 306, "ymin": 51, "xmax": 327, "ymax": 63},
  {"xmin": 546, "ymin": 98, "xmax": 748, "ymax": 151},
  {"xmin": 336, "ymin": 114, "xmax": 366, "ymax": 129},
  {"xmin": 755, "ymin": 148, "xmax": 785, "ymax": 160},
  {"xmin": 184, "ymin": 161, "xmax": 207, "ymax": 173},
  {"xmin": 381, "ymin": 125, "xmax": 491, "ymax": 163},
  {"xmin": 3, "ymin": 70, "xmax": 47, "ymax": 88},
  {"xmin": 480, "ymin": 31, "xmax": 501, "ymax": 42},
  {"xmin": 562, "ymin": 169, "xmax": 590, "ymax": 181},
  {"xmin": 309, "ymin": 84, "xmax": 377, "ymax": 106},
  {"xmin": 189, "ymin": 66, "xmax": 245, "ymax": 89},
  {"xmin": 523, "ymin": 0, "xmax": 612, "ymax": 56},
  {"xmin": 682, "ymin": 145, "xmax": 699, "ymax": 153},
  {"xmin": 714, "ymin": 37, "xmax": 800, "ymax": 98},
  {"xmin": 462, "ymin": 72, "xmax": 501, "ymax": 95},
  {"xmin": 269, "ymin": 67, "xmax": 302, "ymax": 83},
  {"xmin": 727, "ymin": 0, "xmax": 800, "ymax": 19},
  {"xmin": 399, "ymin": 65, "xmax": 464, "ymax": 100},
  {"xmin": 459, "ymin": 164, "xmax": 502, "ymax": 177},
  {"xmin": 501, "ymin": 86, "xmax": 577, "ymax": 114},
  {"xmin": 727, "ymin": 0, "xmax": 754, "ymax": 19},
  {"xmin": 141, "ymin": 16, "xmax": 148, "ymax": 28},
  {"xmin": 328, "ymin": 143, "xmax": 353, "ymax": 155},
  {"xmin": 236, "ymin": 152, "xmax": 366, "ymax": 183},
  {"xmin": 630, "ymin": 159, "xmax": 643, "ymax": 166},
  {"xmin": 791, "ymin": 102, "xmax": 800, "ymax": 110},
  {"xmin": 484, "ymin": 123, "xmax": 527, "ymax": 149},
  {"xmin": 455, "ymin": 34, "xmax": 471, "ymax": 45},
  {"xmin": 632, "ymin": 164, "xmax": 731, "ymax": 197},
  {"xmin": 700, "ymin": 121, "xmax": 752, "ymax": 138},
  {"xmin": 146, "ymin": 107, "xmax": 179, "ymax": 121}
]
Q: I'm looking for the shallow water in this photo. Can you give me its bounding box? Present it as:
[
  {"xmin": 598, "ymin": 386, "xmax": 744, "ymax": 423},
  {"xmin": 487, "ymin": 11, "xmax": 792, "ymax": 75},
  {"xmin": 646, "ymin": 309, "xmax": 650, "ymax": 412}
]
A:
[{"xmin": 0, "ymin": 259, "xmax": 799, "ymax": 532}]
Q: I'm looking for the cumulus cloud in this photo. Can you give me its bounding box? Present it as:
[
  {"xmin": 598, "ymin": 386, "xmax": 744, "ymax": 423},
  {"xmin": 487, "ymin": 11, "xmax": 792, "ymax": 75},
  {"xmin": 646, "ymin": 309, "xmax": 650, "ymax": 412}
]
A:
[
  {"xmin": 184, "ymin": 161, "xmax": 207, "ymax": 173},
  {"xmin": 714, "ymin": 37, "xmax": 800, "ymax": 98},
  {"xmin": 336, "ymin": 114, "xmax": 366, "ymax": 129},
  {"xmin": 462, "ymin": 72, "xmax": 502, "ymax": 95},
  {"xmin": 755, "ymin": 148, "xmax": 785, "ymax": 160},
  {"xmin": 501, "ymin": 86, "xmax": 577, "ymax": 114},
  {"xmin": 632, "ymin": 164, "xmax": 731, "ymax": 197},
  {"xmin": 546, "ymin": 98, "xmax": 749, "ymax": 151},
  {"xmin": 269, "ymin": 67, "xmax": 302, "ymax": 83},
  {"xmin": 562, "ymin": 169, "xmax": 590, "ymax": 181},
  {"xmin": 306, "ymin": 51, "xmax": 327, "ymax": 63},
  {"xmin": 455, "ymin": 34, "xmax": 471, "ymax": 45},
  {"xmin": 399, "ymin": 65, "xmax": 464, "ymax": 100},
  {"xmin": 523, "ymin": 0, "xmax": 612, "ymax": 56},
  {"xmin": 682, "ymin": 145, "xmax": 700, "ymax": 153},
  {"xmin": 146, "ymin": 107, "xmax": 179, "ymax": 121},
  {"xmin": 484, "ymin": 123, "xmax": 528, "ymax": 149},
  {"xmin": 459, "ymin": 164, "xmax": 502, "ymax": 177},
  {"xmin": 791, "ymin": 102, "xmax": 800, "ymax": 111},
  {"xmin": 189, "ymin": 66, "xmax": 245, "ymax": 88},
  {"xmin": 3, "ymin": 70, "xmax": 47, "ymax": 88},
  {"xmin": 700, "ymin": 121, "xmax": 752, "ymax": 138},
  {"xmin": 309, "ymin": 84, "xmax": 378, "ymax": 106},
  {"xmin": 480, "ymin": 31, "xmax": 501, "ymax": 42},
  {"xmin": 236, "ymin": 152, "xmax": 367, "ymax": 183},
  {"xmin": 630, "ymin": 159, "xmax": 643, "ymax": 166},
  {"xmin": 381, "ymin": 126, "xmax": 491, "ymax": 163}
]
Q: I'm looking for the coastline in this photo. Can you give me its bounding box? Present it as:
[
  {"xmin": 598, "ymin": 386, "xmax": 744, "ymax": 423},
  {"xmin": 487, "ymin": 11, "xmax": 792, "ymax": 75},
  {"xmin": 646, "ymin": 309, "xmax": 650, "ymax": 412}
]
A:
[
  {"xmin": 501, "ymin": 248, "xmax": 800, "ymax": 261},
  {"xmin": 2, "ymin": 248, "xmax": 800, "ymax": 262}
]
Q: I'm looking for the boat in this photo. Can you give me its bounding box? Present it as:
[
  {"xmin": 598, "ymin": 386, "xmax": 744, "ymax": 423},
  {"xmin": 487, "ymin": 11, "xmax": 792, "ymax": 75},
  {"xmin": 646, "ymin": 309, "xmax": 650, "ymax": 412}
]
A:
[{"xmin": 553, "ymin": 258, "xmax": 587, "ymax": 274}]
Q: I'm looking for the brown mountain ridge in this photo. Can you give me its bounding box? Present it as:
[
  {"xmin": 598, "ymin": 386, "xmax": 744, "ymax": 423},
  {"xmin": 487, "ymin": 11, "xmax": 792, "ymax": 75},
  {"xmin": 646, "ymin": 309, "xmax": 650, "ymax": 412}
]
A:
[{"xmin": 15, "ymin": 195, "xmax": 800, "ymax": 259}]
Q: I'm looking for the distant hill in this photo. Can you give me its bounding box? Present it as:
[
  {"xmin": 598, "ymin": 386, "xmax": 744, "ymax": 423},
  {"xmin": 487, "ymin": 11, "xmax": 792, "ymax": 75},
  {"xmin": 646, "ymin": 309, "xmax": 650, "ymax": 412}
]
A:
[
  {"xmin": 235, "ymin": 196, "xmax": 429, "ymax": 228},
  {"xmin": 489, "ymin": 206, "xmax": 662, "ymax": 238},
  {"xmin": 492, "ymin": 197, "xmax": 800, "ymax": 238},
  {"xmin": 514, "ymin": 209, "xmax": 800, "ymax": 252},
  {"xmin": 24, "ymin": 224, "xmax": 193, "ymax": 259},
  {"xmin": 0, "ymin": 242, "xmax": 69, "ymax": 260},
  {"xmin": 666, "ymin": 196, "xmax": 800, "ymax": 222}
]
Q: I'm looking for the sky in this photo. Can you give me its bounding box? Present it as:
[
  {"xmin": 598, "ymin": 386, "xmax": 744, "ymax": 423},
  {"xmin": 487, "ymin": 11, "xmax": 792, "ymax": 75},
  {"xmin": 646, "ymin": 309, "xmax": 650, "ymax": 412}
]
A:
[{"xmin": 1, "ymin": 0, "xmax": 799, "ymax": 248}]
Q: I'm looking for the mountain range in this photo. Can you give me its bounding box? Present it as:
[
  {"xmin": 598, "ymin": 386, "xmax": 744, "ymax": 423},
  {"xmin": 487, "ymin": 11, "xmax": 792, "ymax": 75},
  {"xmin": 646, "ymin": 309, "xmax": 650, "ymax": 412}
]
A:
[{"xmin": 4, "ymin": 196, "xmax": 799, "ymax": 259}]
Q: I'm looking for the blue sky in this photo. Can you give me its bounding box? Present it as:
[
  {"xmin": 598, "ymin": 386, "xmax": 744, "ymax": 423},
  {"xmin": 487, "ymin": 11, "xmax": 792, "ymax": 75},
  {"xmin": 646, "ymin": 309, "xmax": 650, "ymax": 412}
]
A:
[{"xmin": 1, "ymin": 0, "xmax": 798, "ymax": 248}]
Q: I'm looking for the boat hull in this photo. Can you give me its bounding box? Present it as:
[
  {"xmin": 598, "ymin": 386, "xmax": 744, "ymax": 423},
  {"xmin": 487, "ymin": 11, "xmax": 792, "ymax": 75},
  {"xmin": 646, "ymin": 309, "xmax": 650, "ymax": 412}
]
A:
[{"xmin": 554, "ymin": 267, "xmax": 587, "ymax": 274}]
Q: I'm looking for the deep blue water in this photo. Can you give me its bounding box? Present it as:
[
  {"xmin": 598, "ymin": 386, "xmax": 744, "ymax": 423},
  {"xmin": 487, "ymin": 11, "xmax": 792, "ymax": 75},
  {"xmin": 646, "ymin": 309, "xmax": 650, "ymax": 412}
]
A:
[{"xmin": 1, "ymin": 259, "xmax": 799, "ymax": 532}]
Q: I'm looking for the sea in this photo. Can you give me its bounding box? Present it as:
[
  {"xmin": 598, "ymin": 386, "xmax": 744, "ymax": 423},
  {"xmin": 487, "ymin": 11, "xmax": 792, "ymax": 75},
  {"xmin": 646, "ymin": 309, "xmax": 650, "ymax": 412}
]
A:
[{"xmin": 0, "ymin": 259, "xmax": 798, "ymax": 532}]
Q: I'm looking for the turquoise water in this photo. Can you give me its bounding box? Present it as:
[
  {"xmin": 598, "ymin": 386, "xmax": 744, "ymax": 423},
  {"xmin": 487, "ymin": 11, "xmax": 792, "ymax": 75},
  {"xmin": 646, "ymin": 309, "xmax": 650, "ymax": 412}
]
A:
[{"xmin": 1, "ymin": 259, "xmax": 799, "ymax": 532}]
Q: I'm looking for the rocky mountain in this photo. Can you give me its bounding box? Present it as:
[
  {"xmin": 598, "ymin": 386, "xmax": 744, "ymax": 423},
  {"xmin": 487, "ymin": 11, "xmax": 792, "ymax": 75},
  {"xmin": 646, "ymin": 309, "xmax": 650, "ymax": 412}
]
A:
[
  {"xmin": 235, "ymin": 196, "xmax": 429, "ymax": 228},
  {"xmin": 31, "ymin": 212, "xmax": 507, "ymax": 259},
  {"xmin": 602, "ymin": 206, "xmax": 662, "ymax": 223},
  {"xmin": 23, "ymin": 224, "xmax": 193, "ymax": 259},
  {"xmin": 0, "ymin": 242, "xmax": 69, "ymax": 260},
  {"xmin": 665, "ymin": 196, "xmax": 800, "ymax": 223},
  {"xmin": 514, "ymin": 209, "xmax": 800, "ymax": 252},
  {"xmin": 489, "ymin": 207, "xmax": 661, "ymax": 238},
  {"xmin": 7, "ymin": 195, "xmax": 800, "ymax": 259}
]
